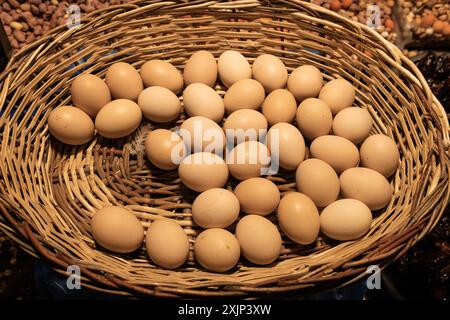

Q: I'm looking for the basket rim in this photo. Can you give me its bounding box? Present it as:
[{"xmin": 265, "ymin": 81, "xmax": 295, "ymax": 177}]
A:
[{"xmin": 0, "ymin": 0, "xmax": 449, "ymax": 298}]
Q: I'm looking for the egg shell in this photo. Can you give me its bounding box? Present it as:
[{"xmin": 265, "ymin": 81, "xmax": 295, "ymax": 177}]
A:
[
  {"xmin": 145, "ymin": 129, "xmax": 185, "ymax": 170},
  {"xmin": 296, "ymin": 98, "xmax": 332, "ymax": 141},
  {"xmin": 236, "ymin": 214, "xmax": 282, "ymax": 265},
  {"xmin": 183, "ymin": 83, "xmax": 224, "ymax": 123},
  {"xmin": 320, "ymin": 199, "xmax": 372, "ymax": 241},
  {"xmin": 146, "ymin": 219, "xmax": 189, "ymax": 269},
  {"xmin": 179, "ymin": 116, "xmax": 225, "ymax": 153},
  {"xmin": 91, "ymin": 206, "xmax": 144, "ymax": 253},
  {"xmin": 95, "ymin": 99, "xmax": 142, "ymax": 139},
  {"xmin": 192, "ymin": 188, "xmax": 240, "ymax": 228},
  {"xmin": 340, "ymin": 167, "xmax": 392, "ymax": 210},
  {"xmin": 140, "ymin": 60, "xmax": 184, "ymax": 94},
  {"xmin": 234, "ymin": 178, "xmax": 280, "ymax": 216},
  {"xmin": 70, "ymin": 73, "xmax": 111, "ymax": 117},
  {"xmin": 296, "ymin": 158, "xmax": 340, "ymax": 207},
  {"xmin": 360, "ymin": 134, "xmax": 399, "ymax": 177},
  {"xmin": 252, "ymin": 54, "xmax": 288, "ymax": 93},
  {"xmin": 267, "ymin": 123, "xmax": 305, "ymax": 171},
  {"xmin": 183, "ymin": 51, "xmax": 218, "ymax": 87},
  {"xmin": 287, "ymin": 65, "xmax": 323, "ymax": 101},
  {"xmin": 262, "ymin": 89, "xmax": 297, "ymax": 126},
  {"xmin": 105, "ymin": 62, "xmax": 143, "ymax": 101},
  {"xmin": 223, "ymin": 79, "xmax": 265, "ymax": 113},
  {"xmin": 310, "ymin": 135, "xmax": 359, "ymax": 174},
  {"xmin": 223, "ymin": 109, "xmax": 268, "ymax": 143},
  {"xmin": 277, "ymin": 192, "xmax": 320, "ymax": 245},
  {"xmin": 179, "ymin": 152, "xmax": 229, "ymax": 192},
  {"xmin": 218, "ymin": 50, "xmax": 252, "ymax": 87},
  {"xmin": 318, "ymin": 78, "xmax": 355, "ymax": 115},
  {"xmin": 194, "ymin": 228, "xmax": 240, "ymax": 272},
  {"xmin": 138, "ymin": 86, "xmax": 181, "ymax": 123},
  {"xmin": 227, "ymin": 141, "xmax": 271, "ymax": 180},
  {"xmin": 333, "ymin": 107, "xmax": 373, "ymax": 144},
  {"xmin": 48, "ymin": 106, "xmax": 95, "ymax": 145}
]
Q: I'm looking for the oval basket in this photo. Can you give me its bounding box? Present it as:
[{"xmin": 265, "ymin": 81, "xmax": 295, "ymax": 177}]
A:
[{"xmin": 0, "ymin": 0, "xmax": 449, "ymax": 298}]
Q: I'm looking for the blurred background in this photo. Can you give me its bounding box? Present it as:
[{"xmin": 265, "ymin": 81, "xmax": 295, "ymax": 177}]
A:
[{"xmin": 0, "ymin": 0, "xmax": 448, "ymax": 300}]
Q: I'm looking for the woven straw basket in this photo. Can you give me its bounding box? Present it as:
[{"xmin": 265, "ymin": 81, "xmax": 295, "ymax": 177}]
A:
[{"xmin": 0, "ymin": 0, "xmax": 449, "ymax": 298}]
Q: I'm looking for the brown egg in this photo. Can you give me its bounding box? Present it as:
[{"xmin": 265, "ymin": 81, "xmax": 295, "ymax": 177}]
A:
[
  {"xmin": 95, "ymin": 99, "xmax": 142, "ymax": 139},
  {"xmin": 48, "ymin": 106, "xmax": 95, "ymax": 145},
  {"xmin": 71, "ymin": 73, "xmax": 111, "ymax": 117},
  {"xmin": 227, "ymin": 141, "xmax": 271, "ymax": 180},
  {"xmin": 145, "ymin": 129, "xmax": 186, "ymax": 170},
  {"xmin": 105, "ymin": 62, "xmax": 143, "ymax": 101},
  {"xmin": 179, "ymin": 116, "xmax": 225, "ymax": 153},
  {"xmin": 296, "ymin": 98, "xmax": 332, "ymax": 141},
  {"xmin": 223, "ymin": 109, "xmax": 268, "ymax": 143},
  {"xmin": 138, "ymin": 86, "xmax": 181, "ymax": 123},
  {"xmin": 194, "ymin": 228, "xmax": 240, "ymax": 272},
  {"xmin": 262, "ymin": 89, "xmax": 297, "ymax": 126},
  {"xmin": 218, "ymin": 50, "xmax": 252, "ymax": 87},
  {"xmin": 140, "ymin": 60, "xmax": 184, "ymax": 94},
  {"xmin": 310, "ymin": 135, "xmax": 359, "ymax": 174},
  {"xmin": 183, "ymin": 83, "xmax": 224, "ymax": 123},
  {"xmin": 332, "ymin": 107, "xmax": 373, "ymax": 144},
  {"xmin": 267, "ymin": 123, "xmax": 305, "ymax": 171},
  {"xmin": 296, "ymin": 158, "xmax": 340, "ymax": 207},
  {"xmin": 183, "ymin": 50, "xmax": 217, "ymax": 87},
  {"xmin": 234, "ymin": 178, "xmax": 280, "ymax": 216},
  {"xmin": 360, "ymin": 134, "xmax": 399, "ymax": 177},
  {"xmin": 277, "ymin": 192, "xmax": 320, "ymax": 245},
  {"xmin": 236, "ymin": 214, "xmax": 282, "ymax": 265},
  {"xmin": 91, "ymin": 206, "xmax": 144, "ymax": 253},
  {"xmin": 223, "ymin": 79, "xmax": 265, "ymax": 113},
  {"xmin": 340, "ymin": 167, "xmax": 392, "ymax": 210},
  {"xmin": 146, "ymin": 219, "xmax": 189, "ymax": 269},
  {"xmin": 192, "ymin": 188, "xmax": 240, "ymax": 228},
  {"xmin": 320, "ymin": 199, "xmax": 372, "ymax": 241},
  {"xmin": 179, "ymin": 152, "xmax": 229, "ymax": 192},
  {"xmin": 287, "ymin": 65, "xmax": 323, "ymax": 101},
  {"xmin": 252, "ymin": 54, "xmax": 288, "ymax": 92},
  {"xmin": 318, "ymin": 78, "xmax": 355, "ymax": 115}
]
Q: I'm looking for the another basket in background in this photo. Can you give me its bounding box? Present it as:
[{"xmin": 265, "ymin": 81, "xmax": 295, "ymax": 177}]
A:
[{"xmin": 0, "ymin": 0, "xmax": 449, "ymax": 298}]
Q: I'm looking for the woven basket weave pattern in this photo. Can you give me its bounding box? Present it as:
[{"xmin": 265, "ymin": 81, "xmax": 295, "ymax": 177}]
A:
[{"xmin": 0, "ymin": 0, "xmax": 448, "ymax": 297}]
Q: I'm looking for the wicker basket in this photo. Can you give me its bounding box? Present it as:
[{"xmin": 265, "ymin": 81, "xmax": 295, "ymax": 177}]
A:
[{"xmin": 0, "ymin": 0, "xmax": 449, "ymax": 298}]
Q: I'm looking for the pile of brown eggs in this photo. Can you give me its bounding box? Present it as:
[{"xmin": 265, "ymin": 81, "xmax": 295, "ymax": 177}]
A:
[{"xmin": 47, "ymin": 50, "xmax": 399, "ymax": 272}]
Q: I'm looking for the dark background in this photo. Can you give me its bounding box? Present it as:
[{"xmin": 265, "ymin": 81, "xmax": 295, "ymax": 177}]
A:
[{"xmin": 0, "ymin": 0, "xmax": 449, "ymax": 300}]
